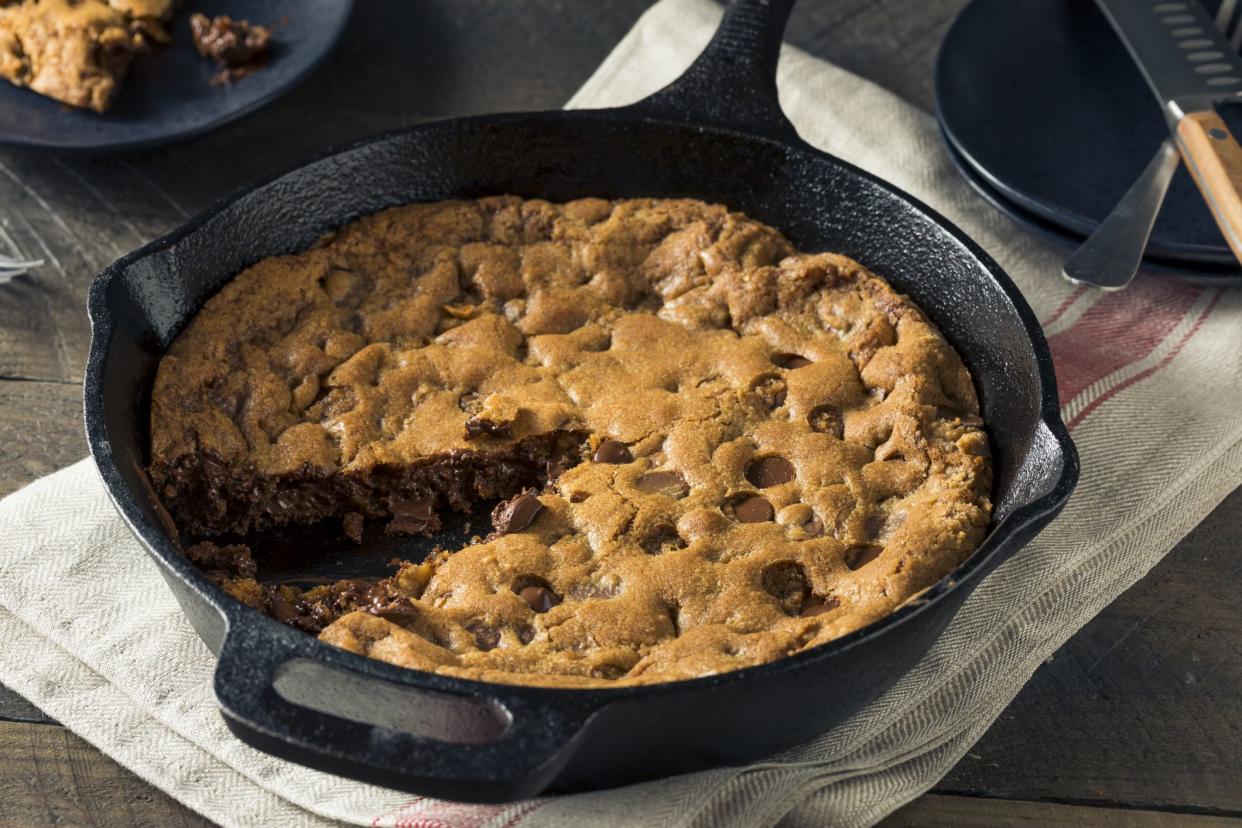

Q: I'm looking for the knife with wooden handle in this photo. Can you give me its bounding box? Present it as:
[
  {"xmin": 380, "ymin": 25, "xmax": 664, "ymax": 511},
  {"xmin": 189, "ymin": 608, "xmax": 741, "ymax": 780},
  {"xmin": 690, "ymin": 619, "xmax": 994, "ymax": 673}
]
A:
[{"xmin": 1096, "ymin": 0, "xmax": 1242, "ymax": 263}]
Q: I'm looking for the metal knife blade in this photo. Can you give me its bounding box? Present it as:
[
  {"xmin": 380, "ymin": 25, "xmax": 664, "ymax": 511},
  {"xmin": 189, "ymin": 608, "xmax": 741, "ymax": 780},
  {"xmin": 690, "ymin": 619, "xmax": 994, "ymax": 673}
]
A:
[{"xmin": 1095, "ymin": 0, "xmax": 1242, "ymax": 123}]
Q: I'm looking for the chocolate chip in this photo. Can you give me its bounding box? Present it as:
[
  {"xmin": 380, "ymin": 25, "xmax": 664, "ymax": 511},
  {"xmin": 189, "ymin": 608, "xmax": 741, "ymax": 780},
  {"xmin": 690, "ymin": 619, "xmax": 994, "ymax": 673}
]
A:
[
  {"xmin": 492, "ymin": 491, "xmax": 544, "ymax": 535},
  {"xmin": 364, "ymin": 583, "xmax": 418, "ymax": 625},
  {"xmin": 464, "ymin": 415, "xmax": 511, "ymax": 439},
  {"xmin": 808, "ymin": 405, "xmax": 844, "ymax": 438},
  {"xmin": 800, "ymin": 594, "xmax": 841, "ymax": 617},
  {"xmin": 518, "ymin": 625, "xmax": 536, "ymax": 644},
  {"xmin": 846, "ymin": 544, "xmax": 885, "ymax": 571},
  {"xmin": 641, "ymin": 525, "xmax": 686, "ymax": 554},
  {"xmin": 801, "ymin": 513, "xmax": 824, "ymax": 538},
  {"xmin": 364, "ymin": 582, "xmax": 389, "ymax": 605},
  {"xmin": 387, "ymin": 496, "xmax": 439, "ymax": 536},
  {"xmin": 745, "ymin": 456, "xmax": 796, "ymax": 488},
  {"xmin": 772, "ymin": 353, "xmax": 812, "ymax": 369},
  {"xmin": 593, "ymin": 439, "xmax": 632, "ymax": 464},
  {"xmin": 269, "ymin": 595, "xmax": 301, "ymax": 623},
  {"xmin": 864, "ymin": 512, "xmax": 888, "ymax": 541},
  {"xmin": 731, "ymin": 493, "xmax": 774, "ymax": 523},
  {"xmin": 761, "ymin": 561, "xmax": 811, "ymax": 615},
  {"xmin": 592, "ymin": 664, "xmax": 626, "ymax": 680},
  {"xmin": 373, "ymin": 598, "xmax": 419, "ymax": 626},
  {"xmin": 635, "ymin": 470, "xmax": 688, "ymax": 496},
  {"xmin": 750, "ymin": 374, "xmax": 787, "ymax": 408},
  {"xmin": 518, "ymin": 585, "xmax": 560, "ymax": 613},
  {"xmin": 465, "ymin": 620, "xmax": 501, "ymax": 651},
  {"xmin": 545, "ymin": 460, "xmax": 567, "ymax": 481}
]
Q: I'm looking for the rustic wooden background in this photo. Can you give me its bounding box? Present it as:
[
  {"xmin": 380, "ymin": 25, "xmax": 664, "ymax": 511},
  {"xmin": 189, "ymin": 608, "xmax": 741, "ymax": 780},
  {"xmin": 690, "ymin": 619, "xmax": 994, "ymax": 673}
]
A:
[{"xmin": 1, "ymin": 1, "xmax": 1239, "ymax": 826}]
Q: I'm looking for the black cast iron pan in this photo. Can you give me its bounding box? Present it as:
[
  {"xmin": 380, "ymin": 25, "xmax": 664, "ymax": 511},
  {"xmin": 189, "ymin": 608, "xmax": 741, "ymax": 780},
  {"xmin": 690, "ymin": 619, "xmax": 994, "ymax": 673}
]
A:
[{"xmin": 84, "ymin": 0, "xmax": 1078, "ymax": 803}]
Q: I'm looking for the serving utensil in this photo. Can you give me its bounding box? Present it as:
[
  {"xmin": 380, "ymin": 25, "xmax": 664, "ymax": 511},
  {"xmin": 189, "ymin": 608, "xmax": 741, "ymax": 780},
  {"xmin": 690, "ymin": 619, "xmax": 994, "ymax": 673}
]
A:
[
  {"xmin": 1088, "ymin": 0, "xmax": 1242, "ymax": 276},
  {"xmin": 0, "ymin": 253, "xmax": 43, "ymax": 284},
  {"xmin": 1065, "ymin": 0, "xmax": 1241, "ymax": 290}
]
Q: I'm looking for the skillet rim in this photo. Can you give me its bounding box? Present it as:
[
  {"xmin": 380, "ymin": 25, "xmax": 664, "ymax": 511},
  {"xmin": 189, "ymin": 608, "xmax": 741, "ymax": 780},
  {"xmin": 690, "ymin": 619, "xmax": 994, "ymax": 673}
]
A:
[{"xmin": 84, "ymin": 105, "xmax": 1080, "ymax": 706}]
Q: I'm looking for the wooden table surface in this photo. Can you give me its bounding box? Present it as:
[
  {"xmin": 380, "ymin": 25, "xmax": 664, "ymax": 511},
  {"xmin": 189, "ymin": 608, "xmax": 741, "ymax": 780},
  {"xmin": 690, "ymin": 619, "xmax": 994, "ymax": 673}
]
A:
[{"xmin": 1, "ymin": 2, "xmax": 1239, "ymax": 826}]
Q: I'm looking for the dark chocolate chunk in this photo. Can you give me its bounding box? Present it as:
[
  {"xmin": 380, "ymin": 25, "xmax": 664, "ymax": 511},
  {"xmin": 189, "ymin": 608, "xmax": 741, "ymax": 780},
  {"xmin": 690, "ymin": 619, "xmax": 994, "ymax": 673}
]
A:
[
  {"xmin": 761, "ymin": 561, "xmax": 811, "ymax": 615},
  {"xmin": 464, "ymin": 415, "xmax": 512, "ymax": 439},
  {"xmin": 731, "ymin": 494, "xmax": 774, "ymax": 523},
  {"xmin": 745, "ymin": 456, "xmax": 796, "ymax": 488},
  {"xmin": 801, "ymin": 513, "xmax": 825, "ymax": 538},
  {"xmin": 845, "ymin": 544, "xmax": 885, "ymax": 571},
  {"xmin": 592, "ymin": 664, "xmax": 626, "ymax": 680},
  {"xmin": 191, "ymin": 13, "xmax": 271, "ymax": 66},
  {"xmin": 807, "ymin": 405, "xmax": 844, "ymax": 438},
  {"xmin": 635, "ymin": 470, "xmax": 688, "ymax": 496},
  {"xmin": 518, "ymin": 585, "xmax": 560, "ymax": 613},
  {"xmin": 593, "ymin": 439, "xmax": 632, "ymax": 464},
  {"xmin": 750, "ymin": 374, "xmax": 787, "ymax": 408},
  {"xmin": 492, "ymin": 491, "xmax": 544, "ymax": 534},
  {"xmin": 373, "ymin": 599, "xmax": 419, "ymax": 626},
  {"xmin": 545, "ymin": 460, "xmax": 567, "ymax": 481},
  {"xmin": 189, "ymin": 13, "xmax": 272, "ymax": 84},
  {"xmin": 269, "ymin": 595, "xmax": 301, "ymax": 623},
  {"xmin": 465, "ymin": 620, "xmax": 501, "ymax": 651},
  {"xmin": 641, "ymin": 525, "xmax": 686, "ymax": 555},
  {"xmin": 386, "ymin": 497, "xmax": 439, "ymax": 536},
  {"xmin": 772, "ymin": 353, "xmax": 812, "ymax": 369}
]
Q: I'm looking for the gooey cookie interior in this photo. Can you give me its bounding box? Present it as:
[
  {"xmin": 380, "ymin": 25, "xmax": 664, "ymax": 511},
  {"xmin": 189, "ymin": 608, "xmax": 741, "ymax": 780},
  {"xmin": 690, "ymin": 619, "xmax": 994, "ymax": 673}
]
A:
[{"xmin": 151, "ymin": 196, "xmax": 992, "ymax": 687}]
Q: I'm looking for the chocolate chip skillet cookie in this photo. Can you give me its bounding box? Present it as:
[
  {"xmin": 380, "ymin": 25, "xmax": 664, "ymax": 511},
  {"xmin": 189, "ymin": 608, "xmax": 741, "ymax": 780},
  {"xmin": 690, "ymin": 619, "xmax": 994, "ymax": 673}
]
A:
[{"xmin": 151, "ymin": 196, "xmax": 992, "ymax": 687}]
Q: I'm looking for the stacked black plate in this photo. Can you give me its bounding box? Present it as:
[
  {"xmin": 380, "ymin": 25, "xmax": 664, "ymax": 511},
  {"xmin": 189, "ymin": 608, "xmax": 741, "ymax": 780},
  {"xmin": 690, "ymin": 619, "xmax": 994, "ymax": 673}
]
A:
[{"xmin": 936, "ymin": 0, "xmax": 1242, "ymax": 285}]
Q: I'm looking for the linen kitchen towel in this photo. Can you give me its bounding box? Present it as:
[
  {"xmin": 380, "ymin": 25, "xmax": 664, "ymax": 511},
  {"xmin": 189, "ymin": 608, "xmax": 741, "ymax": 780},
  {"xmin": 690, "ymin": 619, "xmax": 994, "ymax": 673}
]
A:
[{"xmin": 2, "ymin": 0, "xmax": 1240, "ymax": 825}]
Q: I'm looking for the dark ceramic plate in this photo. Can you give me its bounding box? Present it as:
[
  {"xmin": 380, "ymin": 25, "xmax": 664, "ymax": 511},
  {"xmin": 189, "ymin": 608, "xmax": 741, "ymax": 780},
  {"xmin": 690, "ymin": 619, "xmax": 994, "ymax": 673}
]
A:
[
  {"xmin": 941, "ymin": 127, "xmax": 1242, "ymax": 285},
  {"xmin": 0, "ymin": 0, "xmax": 352, "ymax": 154},
  {"xmin": 936, "ymin": 0, "xmax": 1242, "ymax": 273}
]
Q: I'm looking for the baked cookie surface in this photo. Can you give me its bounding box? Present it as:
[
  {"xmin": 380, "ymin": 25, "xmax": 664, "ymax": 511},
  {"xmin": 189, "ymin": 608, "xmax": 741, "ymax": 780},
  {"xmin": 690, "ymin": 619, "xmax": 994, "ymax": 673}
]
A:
[{"xmin": 154, "ymin": 196, "xmax": 992, "ymax": 687}]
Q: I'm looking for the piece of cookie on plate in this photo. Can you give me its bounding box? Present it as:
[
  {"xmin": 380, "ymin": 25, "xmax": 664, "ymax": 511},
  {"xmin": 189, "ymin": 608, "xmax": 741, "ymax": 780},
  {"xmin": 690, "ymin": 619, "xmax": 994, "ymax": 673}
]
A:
[{"xmin": 0, "ymin": 0, "xmax": 175, "ymax": 112}]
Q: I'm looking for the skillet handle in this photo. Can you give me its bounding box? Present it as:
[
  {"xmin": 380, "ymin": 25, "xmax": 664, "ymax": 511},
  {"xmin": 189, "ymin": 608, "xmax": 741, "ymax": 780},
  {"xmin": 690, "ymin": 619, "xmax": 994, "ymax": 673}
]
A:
[
  {"xmin": 627, "ymin": 0, "xmax": 799, "ymax": 142},
  {"xmin": 212, "ymin": 620, "xmax": 598, "ymax": 802}
]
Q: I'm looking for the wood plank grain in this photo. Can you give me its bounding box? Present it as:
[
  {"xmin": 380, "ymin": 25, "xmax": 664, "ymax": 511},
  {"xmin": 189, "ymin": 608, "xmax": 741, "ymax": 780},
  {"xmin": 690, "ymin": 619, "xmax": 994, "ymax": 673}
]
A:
[
  {"xmin": 936, "ymin": 485, "xmax": 1242, "ymax": 810},
  {"xmin": 884, "ymin": 794, "xmax": 1242, "ymax": 827},
  {"xmin": 0, "ymin": 720, "xmax": 214, "ymax": 828},
  {"xmin": 0, "ymin": 379, "xmax": 85, "ymax": 499},
  {"xmin": 0, "ymin": 681, "xmax": 52, "ymax": 725}
]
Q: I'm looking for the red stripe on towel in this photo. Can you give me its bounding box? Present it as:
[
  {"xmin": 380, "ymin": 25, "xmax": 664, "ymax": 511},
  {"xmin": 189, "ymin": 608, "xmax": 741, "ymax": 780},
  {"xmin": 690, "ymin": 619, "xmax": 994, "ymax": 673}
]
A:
[
  {"xmin": 1048, "ymin": 280, "xmax": 1201, "ymax": 408},
  {"xmin": 1066, "ymin": 290, "xmax": 1221, "ymax": 429}
]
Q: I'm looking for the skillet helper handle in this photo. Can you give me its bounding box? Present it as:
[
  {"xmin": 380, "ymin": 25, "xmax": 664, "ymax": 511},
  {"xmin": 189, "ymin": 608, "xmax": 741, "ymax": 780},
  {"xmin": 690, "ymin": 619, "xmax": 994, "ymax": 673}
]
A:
[
  {"xmin": 212, "ymin": 623, "xmax": 595, "ymax": 802},
  {"xmin": 632, "ymin": 0, "xmax": 799, "ymax": 142},
  {"xmin": 1176, "ymin": 109, "xmax": 1242, "ymax": 264}
]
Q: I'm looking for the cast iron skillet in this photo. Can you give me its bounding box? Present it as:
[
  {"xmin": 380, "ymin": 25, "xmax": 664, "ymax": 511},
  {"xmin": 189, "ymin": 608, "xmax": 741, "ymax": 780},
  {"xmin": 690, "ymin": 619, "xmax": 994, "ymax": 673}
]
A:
[{"xmin": 84, "ymin": 0, "xmax": 1078, "ymax": 803}]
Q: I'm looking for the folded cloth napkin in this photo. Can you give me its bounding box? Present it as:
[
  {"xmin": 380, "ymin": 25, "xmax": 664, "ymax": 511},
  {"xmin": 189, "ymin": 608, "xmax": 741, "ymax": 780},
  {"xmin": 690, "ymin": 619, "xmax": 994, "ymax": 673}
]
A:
[{"xmin": 3, "ymin": 0, "xmax": 1241, "ymax": 825}]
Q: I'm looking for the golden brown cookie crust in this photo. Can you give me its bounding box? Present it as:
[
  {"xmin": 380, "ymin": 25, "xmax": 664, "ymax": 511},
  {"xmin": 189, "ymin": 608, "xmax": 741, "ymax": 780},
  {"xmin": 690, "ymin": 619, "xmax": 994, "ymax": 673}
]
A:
[
  {"xmin": 151, "ymin": 196, "xmax": 992, "ymax": 687},
  {"xmin": 0, "ymin": 0, "xmax": 174, "ymax": 112}
]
